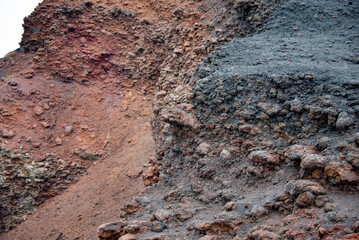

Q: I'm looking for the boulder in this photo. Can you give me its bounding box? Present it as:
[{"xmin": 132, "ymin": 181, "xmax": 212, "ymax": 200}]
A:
[
  {"xmin": 160, "ymin": 107, "xmax": 198, "ymax": 129},
  {"xmin": 300, "ymin": 154, "xmax": 327, "ymax": 170},
  {"xmin": 295, "ymin": 191, "xmax": 315, "ymax": 207},
  {"xmin": 187, "ymin": 220, "xmax": 235, "ymax": 232},
  {"xmin": 286, "ymin": 145, "xmax": 315, "ymax": 161},
  {"xmin": 238, "ymin": 124, "xmax": 254, "ymax": 133},
  {"xmin": 74, "ymin": 148, "xmax": 102, "ymax": 160},
  {"xmin": 1, "ymin": 130, "xmax": 15, "ymax": 139},
  {"xmin": 97, "ymin": 221, "xmax": 126, "ymax": 239},
  {"xmin": 347, "ymin": 151, "xmax": 359, "ymax": 169},
  {"xmin": 196, "ymin": 142, "xmax": 211, "ymax": 155},
  {"xmin": 64, "ymin": 125, "xmax": 74, "ymax": 136},
  {"xmin": 249, "ymin": 151, "xmax": 280, "ymax": 166},
  {"xmin": 336, "ymin": 112, "xmax": 353, "ymax": 130},
  {"xmin": 118, "ymin": 234, "xmax": 137, "ymax": 240},
  {"xmin": 285, "ymin": 180, "xmax": 326, "ymax": 196},
  {"xmin": 316, "ymin": 137, "xmax": 331, "ymax": 151},
  {"xmin": 153, "ymin": 209, "xmax": 172, "ymax": 222},
  {"xmin": 250, "ymin": 205, "xmax": 268, "ymax": 218},
  {"xmin": 33, "ymin": 105, "xmax": 44, "ymax": 116},
  {"xmin": 324, "ymin": 161, "xmax": 359, "ymax": 183},
  {"xmin": 247, "ymin": 227, "xmax": 279, "ymax": 240},
  {"xmin": 220, "ymin": 149, "xmax": 231, "ymax": 159}
]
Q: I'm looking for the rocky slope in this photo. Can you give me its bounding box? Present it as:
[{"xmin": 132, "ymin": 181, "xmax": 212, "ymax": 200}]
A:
[
  {"xmin": 0, "ymin": 0, "xmax": 358, "ymax": 239},
  {"xmin": 1, "ymin": 0, "xmax": 277, "ymax": 235},
  {"xmin": 98, "ymin": 0, "xmax": 359, "ymax": 239}
]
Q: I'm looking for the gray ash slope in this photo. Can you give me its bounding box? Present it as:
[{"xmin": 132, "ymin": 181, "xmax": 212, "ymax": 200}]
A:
[
  {"xmin": 192, "ymin": 0, "xmax": 359, "ymax": 159},
  {"xmin": 98, "ymin": 0, "xmax": 359, "ymax": 239},
  {"xmin": 194, "ymin": 0, "xmax": 358, "ymax": 80}
]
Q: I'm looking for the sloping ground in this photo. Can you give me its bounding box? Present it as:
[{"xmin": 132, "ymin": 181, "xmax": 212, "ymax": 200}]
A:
[
  {"xmin": 0, "ymin": 64, "xmax": 133, "ymax": 232},
  {"xmin": 0, "ymin": 0, "xmax": 279, "ymax": 237},
  {"xmin": 1, "ymin": 0, "xmax": 358, "ymax": 239},
  {"xmin": 1, "ymin": 93, "xmax": 155, "ymax": 240},
  {"xmin": 95, "ymin": 0, "xmax": 359, "ymax": 239}
]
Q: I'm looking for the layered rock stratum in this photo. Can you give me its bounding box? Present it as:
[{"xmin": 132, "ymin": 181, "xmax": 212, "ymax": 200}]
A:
[{"xmin": 0, "ymin": 0, "xmax": 358, "ymax": 239}]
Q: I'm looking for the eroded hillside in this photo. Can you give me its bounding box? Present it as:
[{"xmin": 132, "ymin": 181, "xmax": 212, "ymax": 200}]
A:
[{"xmin": 0, "ymin": 0, "xmax": 358, "ymax": 239}]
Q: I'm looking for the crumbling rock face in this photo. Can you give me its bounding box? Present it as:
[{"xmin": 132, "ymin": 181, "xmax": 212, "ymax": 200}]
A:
[
  {"xmin": 0, "ymin": 0, "xmax": 358, "ymax": 239},
  {"xmin": 100, "ymin": 0, "xmax": 359, "ymax": 239},
  {"xmin": 19, "ymin": 0, "xmax": 167, "ymax": 85},
  {"xmin": 0, "ymin": 146, "xmax": 85, "ymax": 232},
  {"xmin": 1, "ymin": 0, "xmax": 278, "ymax": 234}
]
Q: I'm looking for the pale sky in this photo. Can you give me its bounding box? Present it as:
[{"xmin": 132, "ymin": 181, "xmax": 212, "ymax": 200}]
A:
[{"xmin": 0, "ymin": 0, "xmax": 43, "ymax": 58}]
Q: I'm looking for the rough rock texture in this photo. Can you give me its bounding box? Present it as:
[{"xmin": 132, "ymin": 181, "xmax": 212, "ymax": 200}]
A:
[
  {"xmin": 0, "ymin": 147, "xmax": 85, "ymax": 232},
  {"xmin": 109, "ymin": 0, "xmax": 359, "ymax": 239},
  {"xmin": 0, "ymin": 0, "xmax": 358, "ymax": 239},
  {"xmin": 1, "ymin": 0, "xmax": 278, "ymax": 235}
]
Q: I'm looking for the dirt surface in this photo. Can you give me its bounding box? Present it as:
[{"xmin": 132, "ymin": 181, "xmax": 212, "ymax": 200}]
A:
[
  {"xmin": 0, "ymin": 0, "xmax": 358, "ymax": 239},
  {"xmin": 0, "ymin": 47, "xmax": 155, "ymax": 233},
  {"xmin": 1, "ymin": 0, "xmax": 279, "ymax": 235},
  {"xmin": 99, "ymin": 0, "xmax": 359, "ymax": 239},
  {"xmin": 1, "ymin": 86, "xmax": 154, "ymax": 240}
]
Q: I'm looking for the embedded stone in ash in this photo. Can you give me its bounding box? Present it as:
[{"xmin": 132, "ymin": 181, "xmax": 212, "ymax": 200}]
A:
[
  {"xmin": 224, "ymin": 202, "xmax": 236, "ymax": 211},
  {"xmin": 41, "ymin": 121, "xmax": 51, "ymax": 128},
  {"xmin": 247, "ymin": 227, "xmax": 279, "ymax": 240},
  {"xmin": 64, "ymin": 125, "xmax": 74, "ymax": 136},
  {"xmin": 174, "ymin": 208, "xmax": 195, "ymax": 222},
  {"xmin": 97, "ymin": 221, "xmax": 127, "ymax": 239},
  {"xmin": 74, "ymin": 148, "xmax": 102, "ymax": 160},
  {"xmin": 257, "ymin": 102, "xmax": 281, "ymax": 116},
  {"xmin": 347, "ymin": 151, "xmax": 359, "ymax": 169},
  {"xmin": 220, "ymin": 149, "xmax": 231, "ymax": 159},
  {"xmin": 55, "ymin": 137, "xmax": 63, "ymax": 145},
  {"xmin": 352, "ymin": 221, "xmax": 359, "ymax": 233},
  {"xmin": 23, "ymin": 69, "xmax": 34, "ymax": 79},
  {"xmin": 286, "ymin": 144, "xmax": 315, "ymax": 161},
  {"xmin": 1, "ymin": 129, "xmax": 15, "ymax": 139},
  {"xmin": 118, "ymin": 234, "xmax": 137, "ymax": 240},
  {"xmin": 316, "ymin": 137, "xmax": 331, "ymax": 151},
  {"xmin": 151, "ymin": 221, "xmax": 168, "ymax": 233},
  {"xmin": 336, "ymin": 112, "xmax": 353, "ymax": 130},
  {"xmin": 172, "ymin": 7, "xmax": 184, "ymax": 16},
  {"xmin": 324, "ymin": 161, "xmax": 359, "ymax": 183},
  {"xmin": 199, "ymin": 166, "xmax": 216, "ymax": 179},
  {"xmin": 153, "ymin": 209, "xmax": 172, "ymax": 222},
  {"xmin": 354, "ymin": 133, "xmax": 359, "ymax": 147},
  {"xmin": 109, "ymin": 8, "xmax": 136, "ymax": 17},
  {"xmin": 249, "ymin": 150, "xmax": 280, "ymax": 166},
  {"xmin": 196, "ymin": 142, "xmax": 211, "ymax": 155},
  {"xmin": 187, "ymin": 219, "xmax": 235, "ymax": 232},
  {"xmin": 250, "ymin": 205, "xmax": 268, "ymax": 218},
  {"xmin": 295, "ymin": 191, "xmax": 315, "ymax": 207},
  {"xmin": 160, "ymin": 107, "xmax": 199, "ymax": 129},
  {"xmin": 285, "ymin": 180, "xmax": 326, "ymax": 196},
  {"xmin": 300, "ymin": 154, "xmax": 327, "ymax": 170},
  {"xmin": 247, "ymin": 165, "xmax": 263, "ymax": 177},
  {"xmin": 123, "ymin": 221, "xmax": 152, "ymax": 234},
  {"xmin": 33, "ymin": 105, "xmax": 44, "ymax": 116},
  {"xmin": 238, "ymin": 124, "xmax": 254, "ymax": 133}
]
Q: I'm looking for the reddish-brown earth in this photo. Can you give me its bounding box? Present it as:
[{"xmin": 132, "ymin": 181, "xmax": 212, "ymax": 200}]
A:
[
  {"xmin": 1, "ymin": 88, "xmax": 155, "ymax": 239},
  {"xmin": 1, "ymin": 0, "xmax": 358, "ymax": 239},
  {"xmin": 0, "ymin": 0, "xmax": 220, "ymax": 237}
]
